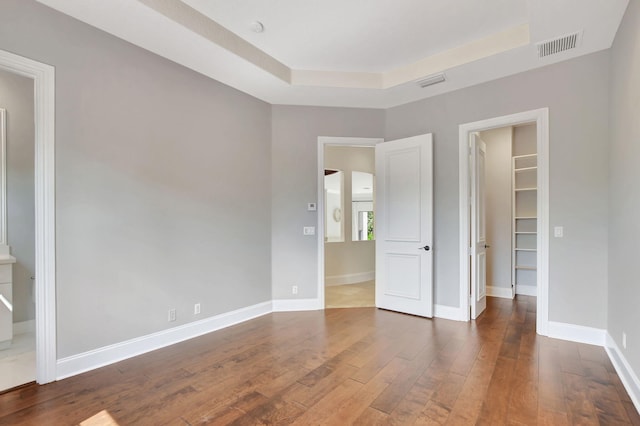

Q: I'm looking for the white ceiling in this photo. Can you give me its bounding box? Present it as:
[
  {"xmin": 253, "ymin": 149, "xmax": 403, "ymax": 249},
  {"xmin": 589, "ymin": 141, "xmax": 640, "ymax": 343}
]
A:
[
  {"xmin": 183, "ymin": 0, "xmax": 528, "ymax": 73},
  {"xmin": 36, "ymin": 0, "xmax": 629, "ymax": 108}
]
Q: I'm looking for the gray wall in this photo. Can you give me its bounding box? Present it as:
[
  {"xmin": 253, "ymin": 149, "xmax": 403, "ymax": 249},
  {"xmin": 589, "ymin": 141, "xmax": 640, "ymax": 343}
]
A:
[
  {"xmin": 0, "ymin": 0, "xmax": 272, "ymax": 357},
  {"xmin": 324, "ymin": 146, "xmax": 375, "ymax": 281},
  {"xmin": 385, "ymin": 51, "xmax": 610, "ymax": 328},
  {"xmin": 0, "ymin": 69, "xmax": 36, "ymax": 324},
  {"xmin": 480, "ymin": 127, "xmax": 512, "ymax": 290},
  {"xmin": 608, "ymin": 0, "xmax": 640, "ymax": 377},
  {"xmin": 271, "ymin": 106, "xmax": 384, "ymax": 300}
]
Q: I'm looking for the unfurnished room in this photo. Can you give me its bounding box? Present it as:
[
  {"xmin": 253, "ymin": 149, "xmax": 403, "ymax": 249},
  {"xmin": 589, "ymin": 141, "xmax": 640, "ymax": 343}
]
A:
[{"xmin": 0, "ymin": 0, "xmax": 639, "ymax": 424}]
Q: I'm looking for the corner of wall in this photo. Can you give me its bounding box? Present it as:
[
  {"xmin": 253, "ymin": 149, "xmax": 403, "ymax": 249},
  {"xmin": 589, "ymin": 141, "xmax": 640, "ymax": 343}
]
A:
[{"xmin": 605, "ymin": 332, "xmax": 640, "ymax": 414}]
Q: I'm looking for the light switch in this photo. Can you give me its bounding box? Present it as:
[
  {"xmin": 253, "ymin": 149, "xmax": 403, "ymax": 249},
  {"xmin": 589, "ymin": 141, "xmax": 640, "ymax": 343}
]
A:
[
  {"xmin": 303, "ymin": 226, "xmax": 316, "ymax": 235},
  {"xmin": 307, "ymin": 202, "xmax": 317, "ymax": 211},
  {"xmin": 554, "ymin": 226, "xmax": 564, "ymax": 238}
]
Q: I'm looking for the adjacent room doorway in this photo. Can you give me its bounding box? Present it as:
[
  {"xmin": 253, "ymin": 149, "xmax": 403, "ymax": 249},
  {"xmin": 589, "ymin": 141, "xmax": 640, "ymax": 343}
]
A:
[
  {"xmin": 318, "ymin": 135, "xmax": 434, "ymax": 318},
  {"xmin": 0, "ymin": 49, "xmax": 57, "ymax": 385},
  {"xmin": 321, "ymin": 139, "xmax": 379, "ymax": 309},
  {"xmin": 459, "ymin": 108, "xmax": 549, "ymax": 334}
]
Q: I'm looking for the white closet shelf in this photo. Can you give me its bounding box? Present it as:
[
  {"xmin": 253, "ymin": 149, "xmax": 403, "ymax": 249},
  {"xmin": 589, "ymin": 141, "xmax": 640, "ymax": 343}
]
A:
[
  {"xmin": 515, "ymin": 265, "xmax": 536, "ymax": 270},
  {"xmin": 512, "ymin": 144, "xmax": 538, "ymax": 293}
]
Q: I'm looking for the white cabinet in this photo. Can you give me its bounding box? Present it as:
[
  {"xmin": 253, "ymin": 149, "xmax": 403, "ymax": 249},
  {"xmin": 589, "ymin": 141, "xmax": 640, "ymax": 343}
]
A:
[
  {"xmin": 512, "ymin": 154, "xmax": 537, "ymax": 295},
  {"xmin": 0, "ymin": 257, "xmax": 15, "ymax": 349}
]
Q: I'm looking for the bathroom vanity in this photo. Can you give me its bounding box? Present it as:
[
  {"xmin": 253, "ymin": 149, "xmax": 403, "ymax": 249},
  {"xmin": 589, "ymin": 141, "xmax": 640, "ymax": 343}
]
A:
[{"xmin": 0, "ymin": 255, "xmax": 15, "ymax": 349}]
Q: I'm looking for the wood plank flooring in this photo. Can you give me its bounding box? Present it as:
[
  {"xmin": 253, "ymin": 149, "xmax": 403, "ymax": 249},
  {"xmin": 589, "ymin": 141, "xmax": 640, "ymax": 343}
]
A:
[{"xmin": 0, "ymin": 296, "xmax": 638, "ymax": 425}]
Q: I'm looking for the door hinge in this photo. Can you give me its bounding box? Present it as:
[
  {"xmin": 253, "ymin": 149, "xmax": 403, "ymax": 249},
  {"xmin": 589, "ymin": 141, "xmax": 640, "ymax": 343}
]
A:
[{"xmin": 468, "ymin": 247, "xmax": 472, "ymax": 255}]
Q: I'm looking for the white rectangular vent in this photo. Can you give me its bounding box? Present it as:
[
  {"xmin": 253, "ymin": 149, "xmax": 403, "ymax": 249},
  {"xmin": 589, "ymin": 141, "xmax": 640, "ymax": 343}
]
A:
[
  {"xmin": 416, "ymin": 73, "xmax": 446, "ymax": 88},
  {"xmin": 536, "ymin": 31, "xmax": 582, "ymax": 58}
]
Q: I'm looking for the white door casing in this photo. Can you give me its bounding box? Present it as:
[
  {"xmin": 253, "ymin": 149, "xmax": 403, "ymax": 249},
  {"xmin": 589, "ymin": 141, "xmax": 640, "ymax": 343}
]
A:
[
  {"xmin": 470, "ymin": 133, "xmax": 487, "ymax": 319},
  {"xmin": 0, "ymin": 48, "xmax": 57, "ymax": 383},
  {"xmin": 459, "ymin": 108, "xmax": 549, "ymax": 333},
  {"xmin": 375, "ymin": 134, "xmax": 433, "ymax": 317}
]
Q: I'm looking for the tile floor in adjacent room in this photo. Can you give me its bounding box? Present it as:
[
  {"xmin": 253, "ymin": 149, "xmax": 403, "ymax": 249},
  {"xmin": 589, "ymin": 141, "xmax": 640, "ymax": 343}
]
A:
[
  {"xmin": 0, "ymin": 331, "xmax": 36, "ymax": 392},
  {"xmin": 325, "ymin": 280, "xmax": 375, "ymax": 308}
]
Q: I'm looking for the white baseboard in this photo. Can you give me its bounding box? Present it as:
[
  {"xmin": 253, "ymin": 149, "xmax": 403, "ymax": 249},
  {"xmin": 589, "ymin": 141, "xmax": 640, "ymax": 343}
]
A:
[
  {"xmin": 14, "ymin": 319, "xmax": 35, "ymax": 335},
  {"xmin": 547, "ymin": 321, "xmax": 606, "ymax": 346},
  {"xmin": 434, "ymin": 304, "xmax": 467, "ymax": 321},
  {"xmin": 515, "ymin": 284, "xmax": 537, "ymax": 296},
  {"xmin": 487, "ymin": 285, "xmax": 514, "ymax": 299},
  {"xmin": 605, "ymin": 333, "xmax": 640, "ymax": 413},
  {"xmin": 325, "ymin": 271, "xmax": 375, "ymax": 286},
  {"xmin": 56, "ymin": 301, "xmax": 272, "ymax": 380},
  {"xmin": 272, "ymin": 298, "xmax": 323, "ymax": 312}
]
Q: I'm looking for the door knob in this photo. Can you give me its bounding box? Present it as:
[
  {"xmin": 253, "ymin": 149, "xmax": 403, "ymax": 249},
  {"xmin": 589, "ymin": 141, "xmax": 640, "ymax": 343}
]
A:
[
  {"xmin": 419, "ymin": 245, "xmax": 430, "ymax": 251},
  {"xmin": 484, "ymin": 244, "xmax": 490, "ymax": 248}
]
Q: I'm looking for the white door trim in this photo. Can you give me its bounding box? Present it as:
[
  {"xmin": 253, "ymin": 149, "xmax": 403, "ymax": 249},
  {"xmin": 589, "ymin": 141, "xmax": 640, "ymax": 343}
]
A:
[
  {"xmin": 317, "ymin": 137, "xmax": 383, "ymax": 308},
  {"xmin": 0, "ymin": 49, "xmax": 57, "ymax": 383},
  {"xmin": 459, "ymin": 108, "xmax": 549, "ymax": 335}
]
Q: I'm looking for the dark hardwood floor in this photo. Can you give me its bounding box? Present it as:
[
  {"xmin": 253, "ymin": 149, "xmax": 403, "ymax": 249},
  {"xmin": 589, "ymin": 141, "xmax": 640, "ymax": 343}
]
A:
[{"xmin": 0, "ymin": 296, "xmax": 638, "ymax": 425}]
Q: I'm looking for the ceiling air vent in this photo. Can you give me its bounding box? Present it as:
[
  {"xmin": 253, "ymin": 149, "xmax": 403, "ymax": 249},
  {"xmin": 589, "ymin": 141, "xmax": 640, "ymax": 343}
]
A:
[
  {"xmin": 536, "ymin": 31, "xmax": 583, "ymax": 58},
  {"xmin": 416, "ymin": 73, "xmax": 446, "ymax": 89}
]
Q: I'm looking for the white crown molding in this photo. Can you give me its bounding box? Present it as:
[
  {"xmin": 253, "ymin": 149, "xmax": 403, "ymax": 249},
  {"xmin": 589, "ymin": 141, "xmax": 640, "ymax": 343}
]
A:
[
  {"xmin": 383, "ymin": 24, "xmax": 530, "ymax": 88},
  {"xmin": 137, "ymin": 0, "xmax": 529, "ymax": 90},
  {"xmin": 138, "ymin": 0, "xmax": 290, "ymax": 83},
  {"xmin": 56, "ymin": 301, "xmax": 272, "ymax": 380}
]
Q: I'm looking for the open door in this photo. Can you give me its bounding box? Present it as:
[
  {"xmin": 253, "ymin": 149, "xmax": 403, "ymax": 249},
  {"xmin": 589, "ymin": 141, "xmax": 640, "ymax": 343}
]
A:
[
  {"xmin": 470, "ymin": 133, "xmax": 487, "ymax": 319},
  {"xmin": 375, "ymin": 134, "xmax": 433, "ymax": 317}
]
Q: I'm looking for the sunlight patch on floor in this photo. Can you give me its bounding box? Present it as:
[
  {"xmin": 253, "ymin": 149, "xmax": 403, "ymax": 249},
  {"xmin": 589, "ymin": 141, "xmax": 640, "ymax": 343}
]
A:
[{"xmin": 80, "ymin": 410, "xmax": 120, "ymax": 425}]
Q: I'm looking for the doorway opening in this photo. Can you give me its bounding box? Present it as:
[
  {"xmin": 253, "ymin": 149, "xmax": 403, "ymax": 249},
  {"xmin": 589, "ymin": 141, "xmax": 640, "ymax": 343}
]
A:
[
  {"xmin": 0, "ymin": 71, "xmax": 37, "ymax": 392},
  {"xmin": 319, "ymin": 139, "xmax": 380, "ymax": 308},
  {"xmin": 459, "ymin": 108, "xmax": 549, "ymax": 334},
  {"xmin": 0, "ymin": 49, "xmax": 56, "ymax": 385}
]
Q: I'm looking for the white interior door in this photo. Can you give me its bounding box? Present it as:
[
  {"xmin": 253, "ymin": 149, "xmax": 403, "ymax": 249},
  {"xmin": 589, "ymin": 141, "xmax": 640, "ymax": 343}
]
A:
[
  {"xmin": 470, "ymin": 133, "xmax": 487, "ymax": 319},
  {"xmin": 375, "ymin": 134, "xmax": 433, "ymax": 317}
]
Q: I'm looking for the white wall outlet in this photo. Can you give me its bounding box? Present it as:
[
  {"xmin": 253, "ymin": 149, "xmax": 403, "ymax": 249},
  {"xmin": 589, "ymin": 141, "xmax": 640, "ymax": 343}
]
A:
[
  {"xmin": 623, "ymin": 332, "xmax": 627, "ymax": 349},
  {"xmin": 554, "ymin": 226, "xmax": 564, "ymax": 238},
  {"xmin": 307, "ymin": 202, "xmax": 317, "ymax": 211},
  {"xmin": 168, "ymin": 308, "xmax": 176, "ymax": 322},
  {"xmin": 303, "ymin": 226, "xmax": 315, "ymax": 235},
  {"xmin": 292, "ymin": 285, "xmax": 298, "ymax": 295},
  {"xmin": 194, "ymin": 303, "xmax": 201, "ymax": 315}
]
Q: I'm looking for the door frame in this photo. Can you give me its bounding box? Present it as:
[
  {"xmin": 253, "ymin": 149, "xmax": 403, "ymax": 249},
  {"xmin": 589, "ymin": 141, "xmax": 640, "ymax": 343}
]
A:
[
  {"xmin": 459, "ymin": 108, "xmax": 549, "ymax": 335},
  {"xmin": 0, "ymin": 49, "xmax": 57, "ymax": 383},
  {"xmin": 317, "ymin": 137, "xmax": 383, "ymax": 307}
]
